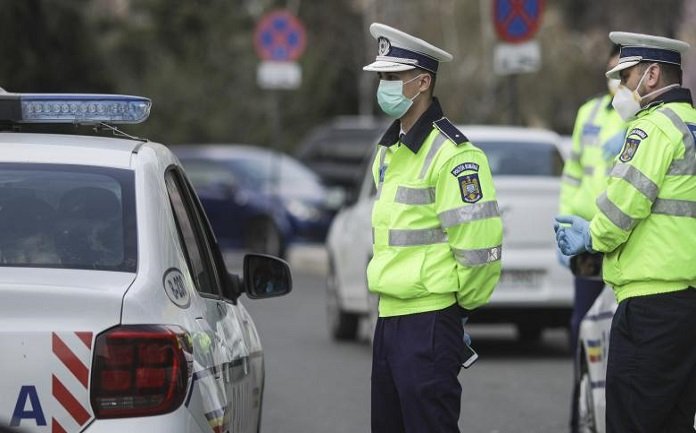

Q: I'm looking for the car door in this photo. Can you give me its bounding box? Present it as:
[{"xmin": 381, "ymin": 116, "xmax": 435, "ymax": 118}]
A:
[
  {"xmin": 165, "ymin": 168, "xmax": 254, "ymax": 433},
  {"xmin": 179, "ymin": 168, "xmax": 260, "ymax": 433}
]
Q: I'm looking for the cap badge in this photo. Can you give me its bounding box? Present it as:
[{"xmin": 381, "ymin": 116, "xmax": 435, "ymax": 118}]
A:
[{"xmin": 378, "ymin": 37, "xmax": 391, "ymax": 56}]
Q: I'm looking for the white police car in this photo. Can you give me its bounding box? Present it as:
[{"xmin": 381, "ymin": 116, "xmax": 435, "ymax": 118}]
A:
[
  {"xmin": 0, "ymin": 92, "xmax": 291, "ymax": 433},
  {"xmin": 576, "ymin": 286, "xmax": 616, "ymax": 433}
]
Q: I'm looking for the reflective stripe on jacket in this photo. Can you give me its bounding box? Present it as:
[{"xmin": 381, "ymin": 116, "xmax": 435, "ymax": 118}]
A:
[
  {"xmin": 589, "ymin": 95, "xmax": 696, "ymax": 301},
  {"xmin": 367, "ymin": 123, "xmax": 503, "ymax": 317},
  {"xmin": 559, "ymin": 94, "xmax": 625, "ymax": 219}
]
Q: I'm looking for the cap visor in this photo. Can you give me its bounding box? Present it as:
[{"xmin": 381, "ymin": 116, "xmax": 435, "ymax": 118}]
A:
[
  {"xmin": 606, "ymin": 60, "xmax": 639, "ymax": 79},
  {"xmin": 363, "ymin": 60, "xmax": 416, "ymax": 72}
]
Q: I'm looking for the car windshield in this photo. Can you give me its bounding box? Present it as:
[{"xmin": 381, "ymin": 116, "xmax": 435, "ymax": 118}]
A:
[
  {"xmin": 475, "ymin": 140, "xmax": 564, "ymax": 177},
  {"xmin": 0, "ymin": 164, "xmax": 136, "ymax": 271}
]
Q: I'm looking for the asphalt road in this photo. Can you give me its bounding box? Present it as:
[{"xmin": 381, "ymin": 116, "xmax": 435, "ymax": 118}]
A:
[{"xmin": 243, "ymin": 246, "xmax": 574, "ymax": 433}]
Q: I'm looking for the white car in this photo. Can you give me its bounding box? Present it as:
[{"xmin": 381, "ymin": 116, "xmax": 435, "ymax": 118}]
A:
[
  {"xmin": 0, "ymin": 92, "xmax": 291, "ymax": 433},
  {"xmin": 576, "ymin": 287, "xmax": 696, "ymax": 433},
  {"xmin": 325, "ymin": 125, "xmax": 573, "ymax": 342},
  {"xmin": 576, "ymin": 286, "xmax": 617, "ymax": 433}
]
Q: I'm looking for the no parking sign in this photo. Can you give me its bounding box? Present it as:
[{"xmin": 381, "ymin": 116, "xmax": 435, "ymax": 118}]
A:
[
  {"xmin": 493, "ymin": 0, "xmax": 544, "ymax": 43},
  {"xmin": 254, "ymin": 9, "xmax": 306, "ymax": 62},
  {"xmin": 254, "ymin": 9, "xmax": 306, "ymax": 89},
  {"xmin": 492, "ymin": 0, "xmax": 544, "ymax": 75}
]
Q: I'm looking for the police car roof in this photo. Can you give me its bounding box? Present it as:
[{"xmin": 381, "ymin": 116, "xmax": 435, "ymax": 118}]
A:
[{"xmin": 0, "ymin": 131, "xmax": 141, "ymax": 169}]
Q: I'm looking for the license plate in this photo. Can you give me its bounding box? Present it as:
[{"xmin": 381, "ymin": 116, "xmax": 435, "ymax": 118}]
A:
[{"xmin": 497, "ymin": 270, "xmax": 544, "ymax": 290}]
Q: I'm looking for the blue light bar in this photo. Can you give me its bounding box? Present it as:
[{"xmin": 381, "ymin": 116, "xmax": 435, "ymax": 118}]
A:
[{"xmin": 0, "ymin": 93, "xmax": 151, "ymax": 124}]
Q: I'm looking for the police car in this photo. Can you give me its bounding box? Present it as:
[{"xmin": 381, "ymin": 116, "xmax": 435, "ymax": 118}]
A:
[
  {"xmin": 0, "ymin": 91, "xmax": 291, "ymax": 433},
  {"xmin": 576, "ymin": 286, "xmax": 616, "ymax": 433}
]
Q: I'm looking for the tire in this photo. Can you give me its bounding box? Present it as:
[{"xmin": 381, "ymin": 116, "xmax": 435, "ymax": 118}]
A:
[
  {"xmin": 246, "ymin": 218, "xmax": 285, "ymax": 258},
  {"xmin": 326, "ymin": 257, "xmax": 359, "ymax": 341},
  {"xmin": 516, "ymin": 323, "xmax": 543, "ymax": 343},
  {"xmin": 577, "ymin": 356, "xmax": 598, "ymax": 433}
]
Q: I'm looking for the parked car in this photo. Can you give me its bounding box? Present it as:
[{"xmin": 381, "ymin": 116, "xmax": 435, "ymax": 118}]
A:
[
  {"xmin": 325, "ymin": 125, "xmax": 573, "ymax": 342},
  {"xmin": 0, "ymin": 92, "xmax": 291, "ymax": 433},
  {"xmin": 295, "ymin": 116, "xmax": 389, "ymax": 204},
  {"xmin": 576, "ymin": 287, "xmax": 696, "ymax": 433},
  {"xmin": 576, "ymin": 286, "xmax": 617, "ymax": 433},
  {"xmin": 174, "ymin": 145, "xmax": 336, "ymax": 258}
]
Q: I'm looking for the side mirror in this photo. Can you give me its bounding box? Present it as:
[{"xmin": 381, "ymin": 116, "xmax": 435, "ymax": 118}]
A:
[{"xmin": 243, "ymin": 253, "xmax": 292, "ymax": 299}]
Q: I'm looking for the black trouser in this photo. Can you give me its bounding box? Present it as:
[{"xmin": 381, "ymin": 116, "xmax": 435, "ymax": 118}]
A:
[
  {"xmin": 371, "ymin": 303, "xmax": 464, "ymax": 433},
  {"xmin": 606, "ymin": 287, "xmax": 696, "ymax": 433},
  {"xmin": 569, "ymin": 276, "xmax": 605, "ymax": 433}
]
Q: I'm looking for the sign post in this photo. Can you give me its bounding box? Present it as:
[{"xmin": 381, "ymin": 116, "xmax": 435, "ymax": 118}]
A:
[
  {"xmin": 492, "ymin": 0, "xmax": 544, "ymax": 124},
  {"xmin": 254, "ymin": 9, "xmax": 307, "ymax": 89},
  {"xmin": 253, "ymin": 9, "xmax": 307, "ymax": 194}
]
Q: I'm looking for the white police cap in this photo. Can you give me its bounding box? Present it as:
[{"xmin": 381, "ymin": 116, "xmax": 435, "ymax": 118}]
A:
[
  {"xmin": 363, "ymin": 23, "xmax": 453, "ymax": 74},
  {"xmin": 606, "ymin": 31, "xmax": 690, "ymax": 79}
]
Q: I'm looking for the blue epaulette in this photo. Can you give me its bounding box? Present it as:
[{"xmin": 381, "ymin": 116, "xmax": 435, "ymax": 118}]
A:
[{"xmin": 433, "ymin": 118, "xmax": 468, "ymax": 146}]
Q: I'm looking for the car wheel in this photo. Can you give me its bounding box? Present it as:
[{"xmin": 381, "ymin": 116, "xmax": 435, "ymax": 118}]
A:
[
  {"xmin": 246, "ymin": 218, "xmax": 285, "ymax": 258},
  {"xmin": 326, "ymin": 257, "xmax": 359, "ymax": 340},
  {"xmin": 516, "ymin": 323, "xmax": 543, "ymax": 342},
  {"xmin": 577, "ymin": 355, "xmax": 598, "ymax": 433}
]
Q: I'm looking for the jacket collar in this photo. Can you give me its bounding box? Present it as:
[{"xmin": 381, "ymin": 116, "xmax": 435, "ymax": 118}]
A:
[
  {"xmin": 643, "ymin": 87, "xmax": 694, "ymax": 111},
  {"xmin": 378, "ymin": 98, "xmax": 444, "ymax": 153}
]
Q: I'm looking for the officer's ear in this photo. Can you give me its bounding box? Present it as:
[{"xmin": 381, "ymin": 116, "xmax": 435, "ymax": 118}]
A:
[{"xmin": 417, "ymin": 73, "xmax": 432, "ymax": 94}]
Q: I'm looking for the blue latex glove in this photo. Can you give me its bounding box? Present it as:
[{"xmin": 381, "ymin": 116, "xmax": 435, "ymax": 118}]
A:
[
  {"xmin": 554, "ymin": 215, "xmax": 594, "ymax": 256},
  {"xmin": 556, "ymin": 246, "xmax": 571, "ymax": 268},
  {"xmin": 602, "ymin": 130, "xmax": 626, "ymax": 161}
]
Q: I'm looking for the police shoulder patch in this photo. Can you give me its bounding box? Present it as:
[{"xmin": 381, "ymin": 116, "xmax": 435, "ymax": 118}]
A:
[
  {"xmin": 434, "ymin": 118, "xmax": 468, "ymax": 145},
  {"xmin": 458, "ymin": 173, "xmax": 483, "ymax": 203},
  {"xmin": 619, "ymin": 128, "xmax": 647, "ymax": 162}
]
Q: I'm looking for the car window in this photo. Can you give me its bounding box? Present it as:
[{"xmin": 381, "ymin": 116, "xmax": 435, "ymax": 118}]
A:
[
  {"xmin": 179, "ymin": 159, "xmax": 238, "ymax": 190},
  {"xmin": 475, "ymin": 140, "xmax": 564, "ymax": 177},
  {"xmin": 165, "ymin": 169, "xmax": 221, "ymax": 296},
  {"xmin": 0, "ymin": 163, "xmax": 136, "ymax": 271}
]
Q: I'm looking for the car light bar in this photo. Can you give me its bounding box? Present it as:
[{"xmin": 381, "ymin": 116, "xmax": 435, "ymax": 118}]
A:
[{"xmin": 0, "ymin": 93, "xmax": 151, "ymax": 124}]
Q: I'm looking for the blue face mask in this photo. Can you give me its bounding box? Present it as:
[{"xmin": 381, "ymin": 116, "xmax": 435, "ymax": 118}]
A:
[{"xmin": 376, "ymin": 74, "xmax": 424, "ymax": 118}]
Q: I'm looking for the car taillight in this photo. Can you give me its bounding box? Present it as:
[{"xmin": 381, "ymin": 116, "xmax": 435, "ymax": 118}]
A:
[{"xmin": 90, "ymin": 325, "xmax": 193, "ymax": 418}]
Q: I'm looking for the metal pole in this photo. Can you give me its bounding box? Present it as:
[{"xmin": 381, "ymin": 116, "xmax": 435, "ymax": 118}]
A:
[
  {"xmin": 267, "ymin": 90, "xmax": 282, "ymax": 196},
  {"xmin": 509, "ymin": 74, "xmax": 519, "ymax": 125}
]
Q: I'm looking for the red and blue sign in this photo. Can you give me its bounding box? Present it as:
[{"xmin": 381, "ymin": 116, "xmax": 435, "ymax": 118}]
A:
[
  {"xmin": 493, "ymin": 0, "xmax": 544, "ymax": 43},
  {"xmin": 254, "ymin": 9, "xmax": 307, "ymax": 61}
]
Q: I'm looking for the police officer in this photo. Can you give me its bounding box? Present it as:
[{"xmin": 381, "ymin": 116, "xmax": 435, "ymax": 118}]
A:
[
  {"xmin": 558, "ymin": 44, "xmax": 626, "ymax": 433},
  {"xmin": 363, "ymin": 23, "xmax": 503, "ymax": 433},
  {"xmin": 555, "ymin": 31, "xmax": 696, "ymax": 433}
]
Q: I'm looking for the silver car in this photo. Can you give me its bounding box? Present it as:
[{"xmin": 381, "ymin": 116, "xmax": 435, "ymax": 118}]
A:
[{"xmin": 325, "ymin": 125, "xmax": 572, "ymax": 342}]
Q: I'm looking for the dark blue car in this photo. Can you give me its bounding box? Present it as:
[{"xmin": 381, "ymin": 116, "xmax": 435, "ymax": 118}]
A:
[{"xmin": 174, "ymin": 144, "xmax": 336, "ymax": 258}]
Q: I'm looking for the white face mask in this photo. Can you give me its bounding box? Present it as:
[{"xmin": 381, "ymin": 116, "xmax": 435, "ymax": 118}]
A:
[
  {"xmin": 607, "ymin": 78, "xmax": 620, "ymax": 95},
  {"xmin": 612, "ymin": 64, "xmax": 680, "ymax": 121}
]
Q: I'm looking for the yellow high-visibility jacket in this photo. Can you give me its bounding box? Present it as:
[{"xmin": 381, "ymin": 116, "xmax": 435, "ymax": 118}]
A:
[
  {"xmin": 589, "ymin": 88, "xmax": 696, "ymax": 302},
  {"xmin": 560, "ymin": 94, "xmax": 625, "ymax": 220},
  {"xmin": 367, "ymin": 100, "xmax": 503, "ymax": 317}
]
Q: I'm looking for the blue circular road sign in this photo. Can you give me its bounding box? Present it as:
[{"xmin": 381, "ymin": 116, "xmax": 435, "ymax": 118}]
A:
[
  {"xmin": 254, "ymin": 9, "xmax": 307, "ymax": 61},
  {"xmin": 493, "ymin": 0, "xmax": 544, "ymax": 43}
]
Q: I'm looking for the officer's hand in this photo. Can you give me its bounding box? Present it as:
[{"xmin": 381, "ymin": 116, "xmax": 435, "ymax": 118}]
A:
[
  {"xmin": 554, "ymin": 215, "xmax": 593, "ymax": 256},
  {"xmin": 602, "ymin": 130, "xmax": 626, "ymax": 161},
  {"xmin": 556, "ymin": 246, "xmax": 571, "ymax": 268}
]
